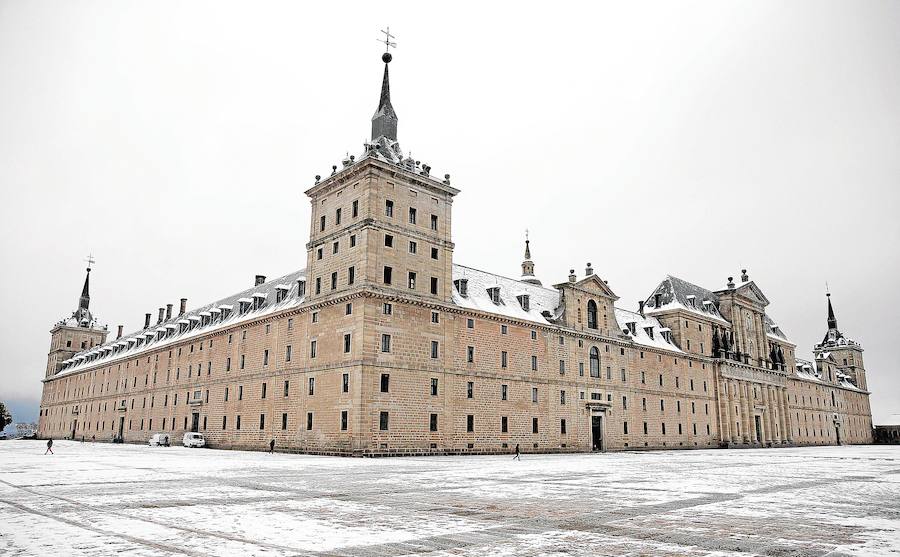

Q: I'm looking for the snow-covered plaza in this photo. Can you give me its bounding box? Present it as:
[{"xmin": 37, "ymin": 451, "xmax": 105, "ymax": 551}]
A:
[{"xmin": 1, "ymin": 441, "xmax": 898, "ymax": 556}]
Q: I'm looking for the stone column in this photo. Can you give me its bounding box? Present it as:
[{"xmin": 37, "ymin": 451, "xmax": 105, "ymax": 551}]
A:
[
  {"xmin": 724, "ymin": 379, "xmax": 735, "ymax": 444},
  {"xmin": 730, "ymin": 380, "xmax": 741, "ymax": 444},
  {"xmin": 760, "ymin": 386, "xmax": 772, "ymax": 445},
  {"xmin": 782, "ymin": 387, "xmax": 793, "ymax": 444},
  {"xmin": 768, "ymin": 386, "xmax": 780, "ymax": 444},
  {"xmin": 743, "ymin": 382, "xmax": 754, "ymax": 444}
]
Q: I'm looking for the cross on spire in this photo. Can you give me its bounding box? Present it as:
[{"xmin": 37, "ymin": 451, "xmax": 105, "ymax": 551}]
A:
[
  {"xmin": 378, "ymin": 27, "xmax": 397, "ymax": 53},
  {"xmin": 84, "ymin": 253, "xmax": 96, "ymax": 271}
]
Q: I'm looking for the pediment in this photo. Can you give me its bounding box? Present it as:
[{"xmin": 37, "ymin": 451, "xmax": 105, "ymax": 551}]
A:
[
  {"xmin": 555, "ymin": 274, "xmax": 619, "ymax": 301},
  {"xmin": 732, "ymin": 281, "xmax": 770, "ymax": 307}
]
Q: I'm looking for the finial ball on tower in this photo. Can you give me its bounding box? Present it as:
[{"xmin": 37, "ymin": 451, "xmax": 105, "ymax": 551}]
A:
[{"xmin": 382, "ymin": 52, "xmax": 392, "ymax": 64}]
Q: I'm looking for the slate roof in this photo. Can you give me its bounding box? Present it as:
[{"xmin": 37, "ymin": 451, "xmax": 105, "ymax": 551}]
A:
[{"xmin": 644, "ymin": 275, "xmax": 728, "ymax": 323}]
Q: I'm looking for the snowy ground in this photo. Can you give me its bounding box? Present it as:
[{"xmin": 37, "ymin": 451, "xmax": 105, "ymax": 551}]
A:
[{"xmin": 0, "ymin": 442, "xmax": 898, "ymax": 556}]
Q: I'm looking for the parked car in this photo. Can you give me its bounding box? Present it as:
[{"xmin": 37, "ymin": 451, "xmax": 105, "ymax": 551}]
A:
[
  {"xmin": 148, "ymin": 433, "xmax": 171, "ymax": 447},
  {"xmin": 182, "ymin": 432, "xmax": 206, "ymax": 448}
]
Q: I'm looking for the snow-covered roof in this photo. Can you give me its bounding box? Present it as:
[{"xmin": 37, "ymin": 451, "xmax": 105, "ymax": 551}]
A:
[
  {"xmin": 452, "ymin": 264, "xmax": 560, "ymax": 325},
  {"xmin": 55, "ymin": 270, "xmax": 306, "ymax": 377},
  {"xmin": 794, "ymin": 358, "xmax": 864, "ymax": 392},
  {"xmin": 644, "ymin": 275, "xmax": 729, "ymax": 324},
  {"xmin": 614, "ymin": 308, "xmax": 682, "ymax": 352},
  {"xmin": 763, "ymin": 314, "xmax": 791, "ymax": 343}
]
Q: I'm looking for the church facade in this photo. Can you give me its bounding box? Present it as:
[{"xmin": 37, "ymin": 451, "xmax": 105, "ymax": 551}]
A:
[{"xmin": 37, "ymin": 52, "xmax": 874, "ymax": 454}]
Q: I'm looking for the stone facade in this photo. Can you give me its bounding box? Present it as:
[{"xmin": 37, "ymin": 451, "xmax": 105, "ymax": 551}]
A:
[{"xmin": 37, "ymin": 52, "xmax": 874, "ymax": 454}]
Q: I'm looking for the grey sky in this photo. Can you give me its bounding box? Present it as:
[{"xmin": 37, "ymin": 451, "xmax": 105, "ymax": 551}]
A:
[{"xmin": 1, "ymin": 1, "xmax": 898, "ymax": 424}]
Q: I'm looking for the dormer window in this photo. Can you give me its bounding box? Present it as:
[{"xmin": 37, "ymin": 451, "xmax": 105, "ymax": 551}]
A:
[
  {"xmin": 660, "ymin": 328, "xmax": 672, "ymax": 343},
  {"xmin": 454, "ymin": 279, "xmax": 468, "ymax": 297},
  {"xmin": 686, "ymin": 295, "xmax": 696, "ymax": 308},
  {"xmin": 644, "ymin": 326, "xmax": 654, "ymax": 340},
  {"xmin": 275, "ymin": 285, "xmax": 290, "ymax": 303},
  {"xmin": 486, "ymin": 287, "xmax": 501, "ymax": 305},
  {"xmin": 238, "ymin": 298, "xmax": 252, "ymax": 314},
  {"xmin": 297, "ymin": 279, "xmax": 306, "ymax": 297},
  {"xmin": 252, "ymin": 293, "xmax": 267, "ymax": 311},
  {"xmin": 626, "ymin": 322, "xmax": 636, "ymax": 335},
  {"xmin": 517, "ymin": 294, "xmax": 530, "ymax": 311}
]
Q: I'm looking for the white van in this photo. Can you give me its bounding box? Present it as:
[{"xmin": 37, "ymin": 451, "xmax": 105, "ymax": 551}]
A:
[
  {"xmin": 182, "ymin": 432, "xmax": 206, "ymax": 448},
  {"xmin": 148, "ymin": 433, "xmax": 171, "ymax": 447}
]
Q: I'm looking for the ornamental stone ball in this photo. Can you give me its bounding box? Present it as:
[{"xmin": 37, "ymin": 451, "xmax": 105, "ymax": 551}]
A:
[{"xmin": 382, "ymin": 52, "xmax": 392, "ymax": 64}]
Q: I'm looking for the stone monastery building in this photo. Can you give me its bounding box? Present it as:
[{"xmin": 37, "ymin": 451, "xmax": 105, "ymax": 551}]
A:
[{"xmin": 38, "ymin": 50, "xmax": 874, "ymax": 454}]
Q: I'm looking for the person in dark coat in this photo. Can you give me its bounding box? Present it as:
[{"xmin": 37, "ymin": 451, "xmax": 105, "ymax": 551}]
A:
[
  {"xmin": 269, "ymin": 439, "xmax": 275, "ymax": 453},
  {"xmin": 45, "ymin": 439, "xmax": 53, "ymax": 455},
  {"xmin": 513, "ymin": 443, "xmax": 520, "ymax": 460}
]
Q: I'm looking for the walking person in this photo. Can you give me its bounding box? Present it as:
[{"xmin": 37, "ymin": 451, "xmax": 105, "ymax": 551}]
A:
[
  {"xmin": 269, "ymin": 438, "xmax": 275, "ymax": 453},
  {"xmin": 513, "ymin": 443, "xmax": 520, "ymax": 460},
  {"xmin": 45, "ymin": 438, "xmax": 53, "ymax": 455}
]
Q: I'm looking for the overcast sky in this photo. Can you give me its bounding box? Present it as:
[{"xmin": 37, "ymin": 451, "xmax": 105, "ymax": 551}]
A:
[{"xmin": 1, "ymin": 1, "xmax": 898, "ymax": 424}]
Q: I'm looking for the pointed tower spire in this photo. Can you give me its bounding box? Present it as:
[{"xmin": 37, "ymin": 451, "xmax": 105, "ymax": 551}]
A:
[
  {"xmin": 372, "ymin": 28, "xmax": 398, "ymax": 141},
  {"xmin": 520, "ymin": 230, "xmax": 542, "ymax": 286},
  {"xmin": 79, "ymin": 254, "xmax": 95, "ymax": 311},
  {"xmin": 826, "ymin": 292, "xmax": 837, "ymax": 331}
]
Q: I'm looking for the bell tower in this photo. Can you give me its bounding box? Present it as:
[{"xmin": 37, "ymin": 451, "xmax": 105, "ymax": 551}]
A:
[{"xmin": 814, "ymin": 292, "xmax": 867, "ymax": 390}]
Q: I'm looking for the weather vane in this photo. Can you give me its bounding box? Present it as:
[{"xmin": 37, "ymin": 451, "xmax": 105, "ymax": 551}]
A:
[
  {"xmin": 85, "ymin": 253, "xmax": 96, "ymax": 271},
  {"xmin": 379, "ymin": 27, "xmax": 397, "ymax": 53}
]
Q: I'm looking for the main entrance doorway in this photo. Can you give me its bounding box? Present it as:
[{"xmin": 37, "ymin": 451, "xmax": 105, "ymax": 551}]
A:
[
  {"xmin": 71, "ymin": 420, "xmax": 77, "ymax": 440},
  {"xmin": 754, "ymin": 415, "xmax": 762, "ymax": 443},
  {"xmin": 117, "ymin": 416, "xmax": 125, "ymax": 441},
  {"xmin": 591, "ymin": 415, "xmax": 604, "ymax": 451},
  {"xmin": 835, "ymin": 424, "xmax": 842, "ymax": 445},
  {"xmin": 191, "ymin": 413, "xmax": 200, "ymax": 433}
]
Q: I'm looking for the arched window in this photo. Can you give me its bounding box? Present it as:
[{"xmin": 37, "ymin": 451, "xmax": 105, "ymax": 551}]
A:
[
  {"xmin": 589, "ymin": 346, "xmax": 600, "ymax": 378},
  {"xmin": 587, "ymin": 300, "xmax": 598, "ymax": 329}
]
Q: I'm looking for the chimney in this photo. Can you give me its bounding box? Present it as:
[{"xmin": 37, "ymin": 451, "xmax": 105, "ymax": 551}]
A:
[
  {"xmin": 585, "ymin": 263, "xmax": 593, "ymax": 276},
  {"xmin": 568, "ymin": 269, "xmax": 576, "ymax": 283},
  {"xmin": 144, "ymin": 313, "xmax": 151, "ymax": 329},
  {"xmin": 654, "ymin": 293, "xmax": 661, "ymax": 308},
  {"xmin": 741, "ymin": 269, "xmax": 749, "ymax": 282},
  {"xmin": 117, "ymin": 325, "xmax": 123, "ymax": 339},
  {"xmin": 166, "ymin": 304, "xmax": 173, "ymax": 320},
  {"xmin": 255, "ymin": 275, "xmax": 266, "ymax": 286},
  {"xmin": 638, "ymin": 300, "xmax": 645, "ymax": 317},
  {"xmin": 727, "ymin": 277, "xmax": 736, "ymax": 289},
  {"xmin": 179, "ymin": 298, "xmax": 187, "ymax": 316},
  {"xmin": 157, "ymin": 307, "xmax": 165, "ymax": 324}
]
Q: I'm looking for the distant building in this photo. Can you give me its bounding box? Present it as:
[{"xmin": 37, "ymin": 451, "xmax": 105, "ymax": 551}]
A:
[{"xmin": 37, "ymin": 49, "xmax": 873, "ymax": 453}]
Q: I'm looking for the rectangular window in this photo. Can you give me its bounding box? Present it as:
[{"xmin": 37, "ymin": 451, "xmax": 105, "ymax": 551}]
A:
[
  {"xmin": 240, "ymin": 354, "xmax": 245, "ymax": 369},
  {"xmin": 384, "ymin": 234, "xmax": 393, "ymax": 247},
  {"xmin": 285, "ymin": 345, "xmax": 292, "ymax": 362},
  {"xmin": 236, "ymin": 415, "xmax": 241, "ymax": 430},
  {"xmin": 335, "ymin": 208, "xmax": 341, "ymax": 225},
  {"xmin": 330, "ymin": 272, "xmax": 337, "ymax": 290},
  {"xmin": 560, "ymin": 390, "xmax": 566, "ymax": 405},
  {"xmin": 431, "ymin": 378, "xmax": 439, "ymax": 395},
  {"xmin": 430, "ymin": 214, "xmax": 438, "ymax": 231},
  {"xmin": 226, "ymin": 357, "xmax": 231, "ymax": 372},
  {"xmin": 350, "ymin": 234, "xmax": 356, "ymax": 247},
  {"xmin": 344, "ymin": 333, "xmax": 351, "ymax": 353},
  {"xmin": 431, "ymin": 247, "xmax": 438, "ymax": 260},
  {"xmin": 532, "ymin": 417, "xmax": 539, "ymax": 433},
  {"xmin": 222, "ymin": 415, "xmax": 227, "ymax": 430},
  {"xmin": 409, "ymin": 207, "xmax": 417, "ymax": 224},
  {"xmin": 342, "ymin": 373, "xmax": 349, "ymax": 393},
  {"xmin": 501, "ymin": 416, "xmax": 508, "ymax": 433},
  {"xmin": 310, "ymin": 340, "xmax": 317, "ymax": 358},
  {"xmin": 238, "ymin": 386, "xmax": 243, "ymax": 400},
  {"xmin": 559, "ymin": 360, "xmax": 565, "ymax": 374},
  {"xmin": 430, "ymin": 413, "xmax": 438, "ymax": 432},
  {"xmin": 383, "ymin": 302, "xmax": 393, "ymax": 315},
  {"xmin": 283, "ymin": 380, "xmax": 289, "ymax": 397},
  {"xmin": 467, "ymin": 381, "xmax": 474, "ymax": 399},
  {"xmin": 379, "ymin": 411, "xmax": 389, "ymax": 431},
  {"xmin": 531, "ymin": 355, "xmax": 538, "ymax": 371},
  {"xmin": 466, "ymin": 346, "xmax": 474, "ymax": 363},
  {"xmin": 348, "ymin": 267, "xmax": 355, "ymax": 285},
  {"xmin": 466, "ymin": 414, "xmax": 474, "ymax": 432},
  {"xmin": 340, "ymin": 410, "xmax": 348, "ymax": 431},
  {"xmin": 381, "ymin": 334, "xmax": 391, "ymax": 353},
  {"xmin": 409, "ymin": 240, "xmax": 417, "ymax": 254},
  {"xmin": 307, "ymin": 412, "xmax": 313, "ymax": 430},
  {"xmin": 383, "ymin": 266, "xmax": 392, "ymax": 285},
  {"xmin": 501, "ymin": 384, "xmax": 508, "ymax": 400},
  {"xmin": 380, "ymin": 373, "xmax": 390, "ymax": 393},
  {"xmin": 261, "ymin": 382, "xmax": 267, "ymax": 399},
  {"xmin": 501, "ymin": 324, "xmax": 508, "ymax": 335},
  {"xmin": 532, "ymin": 387, "xmax": 538, "ymax": 403},
  {"xmin": 430, "ymin": 277, "xmax": 438, "ymax": 295},
  {"xmin": 561, "ymin": 419, "xmax": 567, "ymax": 434},
  {"xmin": 263, "ymin": 350, "xmax": 269, "ymax": 366},
  {"xmin": 224, "ymin": 388, "xmax": 229, "ymax": 402},
  {"xmin": 281, "ymin": 412, "xmax": 288, "ymax": 430},
  {"xmin": 467, "ymin": 318, "xmax": 474, "ymax": 328},
  {"xmin": 308, "ymin": 377, "xmax": 315, "ymax": 396},
  {"xmin": 352, "ymin": 200, "xmax": 358, "ymax": 218},
  {"xmin": 385, "ymin": 199, "xmax": 393, "ymax": 217},
  {"xmin": 501, "ymin": 351, "xmax": 508, "ymax": 368},
  {"xmin": 315, "ymin": 277, "xmax": 321, "ymax": 294},
  {"xmin": 332, "ymin": 241, "xmax": 339, "ymax": 254},
  {"xmin": 259, "ymin": 413, "xmax": 265, "ymax": 430},
  {"xmin": 320, "ymin": 215, "xmax": 325, "ymax": 231},
  {"xmin": 431, "ymin": 341, "xmax": 439, "ymax": 359},
  {"xmin": 408, "ymin": 271, "xmax": 416, "ymax": 289}
]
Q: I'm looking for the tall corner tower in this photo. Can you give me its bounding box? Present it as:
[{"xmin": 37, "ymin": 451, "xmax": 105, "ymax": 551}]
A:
[
  {"xmin": 45, "ymin": 264, "xmax": 108, "ymax": 378},
  {"xmin": 303, "ymin": 46, "xmax": 460, "ymax": 306},
  {"xmin": 813, "ymin": 292, "xmax": 866, "ymax": 390}
]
